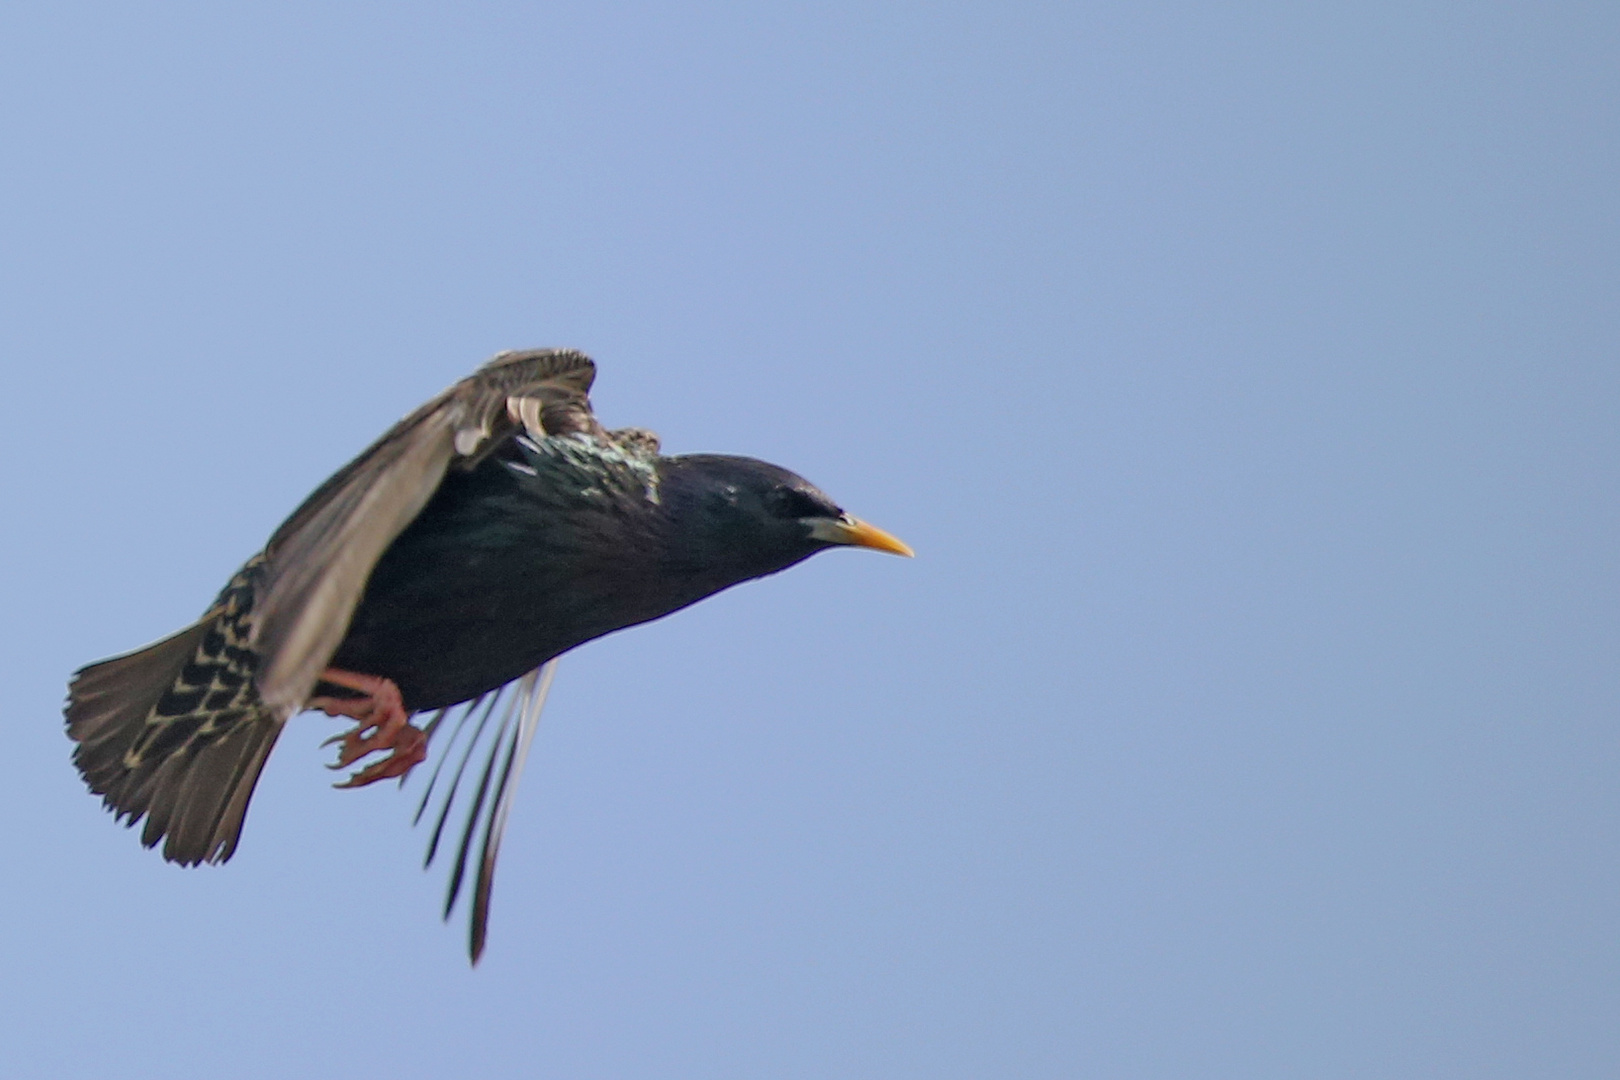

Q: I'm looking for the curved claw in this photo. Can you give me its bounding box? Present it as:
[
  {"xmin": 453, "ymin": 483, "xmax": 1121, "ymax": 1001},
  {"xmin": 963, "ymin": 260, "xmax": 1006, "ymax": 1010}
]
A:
[
  {"xmin": 325, "ymin": 722, "xmax": 400, "ymax": 769},
  {"xmin": 331, "ymin": 726, "xmax": 428, "ymax": 788},
  {"xmin": 307, "ymin": 667, "xmax": 428, "ymax": 787}
]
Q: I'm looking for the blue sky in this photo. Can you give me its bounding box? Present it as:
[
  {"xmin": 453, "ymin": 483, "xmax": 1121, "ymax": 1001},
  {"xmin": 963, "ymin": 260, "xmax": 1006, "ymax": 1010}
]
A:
[{"xmin": 1, "ymin": 3, "xmax": 1617, "ymax": 1077}]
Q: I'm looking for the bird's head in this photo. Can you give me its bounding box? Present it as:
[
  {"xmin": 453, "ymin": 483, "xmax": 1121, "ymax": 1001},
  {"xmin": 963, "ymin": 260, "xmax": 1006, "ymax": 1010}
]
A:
[{"xmin": 657, "ymin": 454, "xmax": 912, "ymax": 582}]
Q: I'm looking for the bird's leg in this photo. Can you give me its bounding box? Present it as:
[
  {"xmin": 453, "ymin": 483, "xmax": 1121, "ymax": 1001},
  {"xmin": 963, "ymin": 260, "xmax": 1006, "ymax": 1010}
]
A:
[{"xmin": 307, "ymin": 668, "xmax": 428, "ymax": 788}]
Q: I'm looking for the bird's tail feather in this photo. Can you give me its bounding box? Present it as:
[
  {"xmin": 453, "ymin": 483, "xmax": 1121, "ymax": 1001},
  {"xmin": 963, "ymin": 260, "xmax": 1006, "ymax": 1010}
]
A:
[{"xmin": 66, "ymin": 614, "xmax": 285, "ymax": 866}]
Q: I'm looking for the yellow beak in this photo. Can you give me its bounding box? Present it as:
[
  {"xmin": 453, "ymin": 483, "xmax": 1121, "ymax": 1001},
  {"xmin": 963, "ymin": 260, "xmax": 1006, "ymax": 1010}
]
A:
[{"xmin": 807, "ymin": 515, "xmax": 915, "ymax": 557}]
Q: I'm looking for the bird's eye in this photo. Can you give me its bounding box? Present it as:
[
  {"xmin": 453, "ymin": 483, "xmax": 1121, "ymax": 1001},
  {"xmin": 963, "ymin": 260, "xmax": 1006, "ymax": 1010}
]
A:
[{"xmin": 766, "ymin": 486, "xmax": 832, "ymax": 519}]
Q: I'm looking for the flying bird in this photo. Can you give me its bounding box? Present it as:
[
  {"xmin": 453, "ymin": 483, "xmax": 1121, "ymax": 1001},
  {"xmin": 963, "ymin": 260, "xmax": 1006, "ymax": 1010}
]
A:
[{"xmin": 65, "ymin": 349, "xmax": 911, "ymax": 962}]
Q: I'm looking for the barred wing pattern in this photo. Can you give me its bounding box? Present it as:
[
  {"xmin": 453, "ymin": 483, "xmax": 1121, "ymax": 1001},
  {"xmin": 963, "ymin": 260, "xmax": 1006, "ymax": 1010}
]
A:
[
  {"xmin": 67, "ymin": 560, "xmax": 274, "ymax": 865},
  {"xmin": 67, "ymin": 349, "xmax": 598, "ymax": 893}
]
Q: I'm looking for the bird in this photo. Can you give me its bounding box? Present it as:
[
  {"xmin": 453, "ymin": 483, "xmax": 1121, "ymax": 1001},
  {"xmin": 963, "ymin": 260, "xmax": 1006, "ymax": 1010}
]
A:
[{"xmin": 65, "ymin": 348, "xmax": 911, "ymax": 962}]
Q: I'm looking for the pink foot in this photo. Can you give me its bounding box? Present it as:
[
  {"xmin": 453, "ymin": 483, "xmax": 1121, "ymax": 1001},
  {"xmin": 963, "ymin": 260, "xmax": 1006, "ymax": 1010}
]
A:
[{"xmin": 308, "ymin": 668, "xmax": 428, "ymax": 788}]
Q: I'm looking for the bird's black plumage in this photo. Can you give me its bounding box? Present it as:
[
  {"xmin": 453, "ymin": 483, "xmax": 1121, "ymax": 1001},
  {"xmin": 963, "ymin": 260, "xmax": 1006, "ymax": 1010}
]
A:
[
  {"xmin": 65, "ymin": 349, "xmax": 910, "ymax": 962},
  {"xmin": 331, "ymin": 434, "xmax": 842, "ymax": 711}
]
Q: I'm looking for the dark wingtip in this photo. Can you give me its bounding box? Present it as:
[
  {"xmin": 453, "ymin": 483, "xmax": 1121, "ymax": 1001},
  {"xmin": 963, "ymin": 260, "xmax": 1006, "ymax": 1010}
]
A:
[
  {"xmin": 443, "ymin": 721, "xmax": 505, "ymax": 922},
  {"xmin": 414, "ymin": 664, "xmax": 556, "ymax": 967}
]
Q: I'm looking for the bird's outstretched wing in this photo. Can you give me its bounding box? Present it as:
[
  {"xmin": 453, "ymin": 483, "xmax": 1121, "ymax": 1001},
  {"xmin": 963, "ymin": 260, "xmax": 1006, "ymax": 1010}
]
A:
[
  {"xmin": 252, "ymin": 349, "xmax": 604, "ymax": 716},
  {"xmin": 412, "ymin": 660, "xmax": 559, "ymax": 964}
]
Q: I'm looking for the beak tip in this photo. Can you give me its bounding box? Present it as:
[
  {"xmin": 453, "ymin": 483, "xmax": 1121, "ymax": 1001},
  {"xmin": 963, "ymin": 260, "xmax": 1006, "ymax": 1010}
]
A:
[{"xmin": 844, "ymin": 518, "xmax": 914, "ymax": 558}]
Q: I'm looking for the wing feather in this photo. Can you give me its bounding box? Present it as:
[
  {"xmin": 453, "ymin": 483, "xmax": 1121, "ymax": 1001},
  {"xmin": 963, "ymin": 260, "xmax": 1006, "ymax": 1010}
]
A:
[
  {"xmin": 418, "ymin": 661, "xmax": 558, "ymax": 964},
  {"xmin": 251, "ymin": 349, "xmax": 601, "ymax": 714},
  {"xmin": 422, "ymin": 690, "xmax": 508, "ymax": 864},
  {"xmin": 469, "ymin": 660, "xmax": 556, "ymax": 963}
]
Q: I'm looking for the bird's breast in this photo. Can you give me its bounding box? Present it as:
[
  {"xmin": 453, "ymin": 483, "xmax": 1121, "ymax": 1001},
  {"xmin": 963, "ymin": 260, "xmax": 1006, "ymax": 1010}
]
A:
[{"xmin": 327, "ymin": 444, "xmax": 687, "ymax": 711}]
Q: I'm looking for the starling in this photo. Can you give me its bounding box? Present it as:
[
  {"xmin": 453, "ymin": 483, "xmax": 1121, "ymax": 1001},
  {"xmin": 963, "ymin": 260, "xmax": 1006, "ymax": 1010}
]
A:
[{"xmin": 66, "ymin": 349, "xmax": 911, "ymax": 962}]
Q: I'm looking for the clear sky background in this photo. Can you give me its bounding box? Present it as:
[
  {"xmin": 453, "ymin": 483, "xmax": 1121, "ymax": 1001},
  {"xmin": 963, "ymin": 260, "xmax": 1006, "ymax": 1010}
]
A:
[{"xmin": 1, "ymin": 3, "xmax": 1616, "ymax": 1078}]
